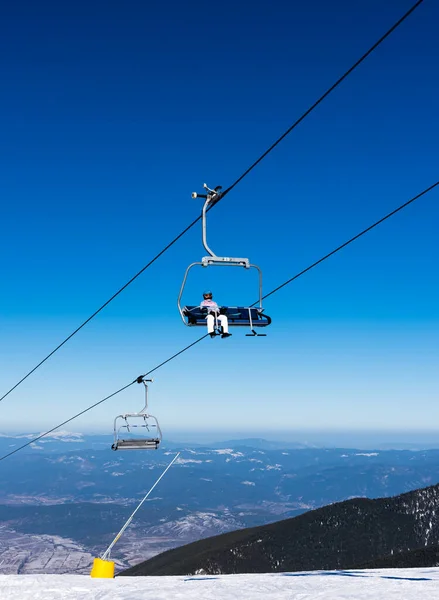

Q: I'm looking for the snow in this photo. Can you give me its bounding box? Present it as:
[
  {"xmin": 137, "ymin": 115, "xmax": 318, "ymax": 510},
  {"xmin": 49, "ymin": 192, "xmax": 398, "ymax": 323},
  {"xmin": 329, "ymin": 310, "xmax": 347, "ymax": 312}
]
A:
[
  {"xmin": 355, "ymin": 453, "xmax": 379, "ymax": 457},
  {"xmin": 49, "ymin": 456, "xmax": 86, "ymax": 464},
  {"xmin": 5, "ymin": 431, "xmax": 84, "ymax": 442},
  {"xmin": 213, "ymin": 449, "xmax": 244, "ymax": 457},
  {"xmin": 1, "ymin": 569, "xmax": 439, "ymax": 599},
  {"xmin": 144, "ymin": 511, "xmax": 242, "ymax": 538}
]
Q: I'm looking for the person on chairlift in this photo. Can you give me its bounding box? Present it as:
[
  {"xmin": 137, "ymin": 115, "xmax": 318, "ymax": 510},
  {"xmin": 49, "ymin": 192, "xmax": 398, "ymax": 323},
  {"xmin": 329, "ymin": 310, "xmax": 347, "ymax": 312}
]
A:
[{"xmin": 200, "ymin": 290, "xmax": 232, "ymax": 338}]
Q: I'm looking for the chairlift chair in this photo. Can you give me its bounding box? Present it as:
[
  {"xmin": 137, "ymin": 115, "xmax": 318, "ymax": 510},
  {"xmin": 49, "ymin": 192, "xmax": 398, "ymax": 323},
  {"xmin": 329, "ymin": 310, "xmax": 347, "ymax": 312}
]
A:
[
  {"xmin": 177, "ymin": 184, "xmax": 272, "ymax": 336},
  {"xmin": 111, "ymin": 379, "xmax": 162, "ymax": 451}
]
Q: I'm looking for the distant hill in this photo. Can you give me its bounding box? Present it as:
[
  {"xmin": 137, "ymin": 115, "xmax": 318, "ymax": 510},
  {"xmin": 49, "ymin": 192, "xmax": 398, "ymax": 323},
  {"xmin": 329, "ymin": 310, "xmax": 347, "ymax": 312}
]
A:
[{"xmin": 120, "ymin": 483, "xmax": 439, "ymax": 576}]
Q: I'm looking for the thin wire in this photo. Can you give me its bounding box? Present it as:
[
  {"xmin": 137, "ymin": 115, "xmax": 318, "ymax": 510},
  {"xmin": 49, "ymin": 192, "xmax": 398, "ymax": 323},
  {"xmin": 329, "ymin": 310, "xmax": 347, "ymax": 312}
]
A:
[
  {"xmin": 256, "ymin": 180, "xmax": 439, "ymax": 304},
  {"xmin": 0, "ymin": 334, "xmax": 207, "ymax": 462},
  {"xmin": 0, "ymin": 179, "xmax": 436, "ymax": 464},
  {"xmin": 138, "ymin": 334, "xmax": 209, "ymax": 378},
  {"xmin": 0, "ymin": 381, "xmax": 136, "ymax": 462},
  {"xmin": 221, "ymin": 0, "xmax": 425, "ymax": 198},
  {"xmin": 0, "ymin": 215, "xmax": 201, "ymax": 403},
  {"xmin": 0, "ymin": 338, "xmax": 206, "ymax": 462},
  {"xmin": 0, "ymin": 0, "xmax": 424, "ymax": 404}
]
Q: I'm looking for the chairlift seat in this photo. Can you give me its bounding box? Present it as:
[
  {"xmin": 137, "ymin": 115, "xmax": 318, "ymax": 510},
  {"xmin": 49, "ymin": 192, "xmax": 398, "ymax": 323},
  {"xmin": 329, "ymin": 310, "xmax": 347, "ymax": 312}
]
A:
[
  {"xmin": 183, "ymin": 306, "xmax": 271, "ymax": 327},
  {"xmin": 112, "ymin": 438, "xmax": 160, "ymax": 451}
]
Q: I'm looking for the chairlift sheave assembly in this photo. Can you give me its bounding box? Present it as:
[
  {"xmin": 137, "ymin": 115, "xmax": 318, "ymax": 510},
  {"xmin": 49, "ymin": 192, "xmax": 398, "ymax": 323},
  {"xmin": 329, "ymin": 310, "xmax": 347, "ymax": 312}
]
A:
[
  {"xmin": 111, "ymin": 378, "xmax": 162, "ymax": 451},
  {"xmin": 177, "ymin": 183, "xmax": 272, "ymax": 336}
]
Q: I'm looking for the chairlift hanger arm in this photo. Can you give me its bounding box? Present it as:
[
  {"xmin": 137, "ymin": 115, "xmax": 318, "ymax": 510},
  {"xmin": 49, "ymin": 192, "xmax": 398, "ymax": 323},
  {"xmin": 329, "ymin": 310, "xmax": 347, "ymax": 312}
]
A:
[{"xmin": 192, "ymin": 183, "xmax": 223, "ymax": 258}]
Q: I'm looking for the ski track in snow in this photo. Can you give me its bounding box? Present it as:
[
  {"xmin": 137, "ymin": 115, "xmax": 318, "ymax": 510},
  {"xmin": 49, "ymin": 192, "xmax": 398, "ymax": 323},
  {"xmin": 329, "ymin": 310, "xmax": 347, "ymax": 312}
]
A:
[{"xmin": 1, "ymin": 568, "xmax": 439, "ymax": 599}]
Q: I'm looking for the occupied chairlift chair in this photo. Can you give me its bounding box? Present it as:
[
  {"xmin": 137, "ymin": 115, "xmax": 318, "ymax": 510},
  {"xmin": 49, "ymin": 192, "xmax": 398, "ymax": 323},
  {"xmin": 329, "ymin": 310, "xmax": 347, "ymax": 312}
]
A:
[
  {"xmin": 111, "ymin": 378, "xmax": 162, "ymax": 451},
  {"xmin": 177, "ymin": 184, "xmax": 272, "ymax": 336}
]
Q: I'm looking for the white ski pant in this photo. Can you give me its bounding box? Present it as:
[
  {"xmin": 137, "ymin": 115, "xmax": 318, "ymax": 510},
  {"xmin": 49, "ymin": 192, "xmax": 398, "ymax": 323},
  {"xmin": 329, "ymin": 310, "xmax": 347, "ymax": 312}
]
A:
[{"xmin": 206, "ymin": 314, "xmax": 229, "ymax": 334}]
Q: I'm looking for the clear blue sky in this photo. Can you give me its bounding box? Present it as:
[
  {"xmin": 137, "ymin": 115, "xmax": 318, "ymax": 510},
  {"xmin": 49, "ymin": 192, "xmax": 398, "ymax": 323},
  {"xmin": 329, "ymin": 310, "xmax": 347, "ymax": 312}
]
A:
[{"xmin": 0, "ymin": 0, "xmax": 438, "ymax": 438}]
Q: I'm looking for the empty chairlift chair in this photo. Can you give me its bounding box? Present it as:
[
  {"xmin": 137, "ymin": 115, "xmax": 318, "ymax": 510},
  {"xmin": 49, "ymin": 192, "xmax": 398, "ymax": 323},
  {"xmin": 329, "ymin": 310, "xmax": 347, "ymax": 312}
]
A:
[{"xmin": 112, "ymin": 379, "xmax": 162, "ymax": 451}]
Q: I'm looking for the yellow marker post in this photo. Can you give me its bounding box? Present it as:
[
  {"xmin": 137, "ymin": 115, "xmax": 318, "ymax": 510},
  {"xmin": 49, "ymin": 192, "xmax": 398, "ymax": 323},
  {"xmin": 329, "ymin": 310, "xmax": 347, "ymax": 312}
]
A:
[{"xmin": 90, "ymin": 557, "xmax": 115, "ymax": 579}]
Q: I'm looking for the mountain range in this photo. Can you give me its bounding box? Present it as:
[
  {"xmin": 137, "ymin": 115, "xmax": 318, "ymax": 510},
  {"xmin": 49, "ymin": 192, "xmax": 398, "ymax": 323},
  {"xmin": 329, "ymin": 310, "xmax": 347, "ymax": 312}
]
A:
[{"xmin": 1, "ymin": 432, "xmax": 439, "ymax": 573}]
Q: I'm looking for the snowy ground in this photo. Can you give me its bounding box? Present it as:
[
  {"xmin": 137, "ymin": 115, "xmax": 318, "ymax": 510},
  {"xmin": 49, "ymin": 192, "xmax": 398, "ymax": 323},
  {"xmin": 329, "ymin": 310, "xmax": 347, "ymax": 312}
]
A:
[{"xmin": 1, "ymin": 568, "xmax": 439, "ymax": 599}]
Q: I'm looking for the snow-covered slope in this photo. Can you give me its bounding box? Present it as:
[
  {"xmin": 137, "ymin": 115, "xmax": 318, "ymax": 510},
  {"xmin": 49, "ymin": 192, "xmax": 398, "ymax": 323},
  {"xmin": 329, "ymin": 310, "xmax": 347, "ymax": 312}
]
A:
[{"xmin": 1, "ymin": 569, "xmax": 439, "ymax": 599}]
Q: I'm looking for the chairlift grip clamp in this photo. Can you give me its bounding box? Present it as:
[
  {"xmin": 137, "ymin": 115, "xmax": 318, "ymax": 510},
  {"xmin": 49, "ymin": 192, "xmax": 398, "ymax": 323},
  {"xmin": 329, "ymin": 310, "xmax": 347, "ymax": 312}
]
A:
[
  {"xmin": 136, "ymin": 376, "xmax": 154, "ymax": 384},
  {"xmin": 192, "ymin": 184, "xmax": 222, "ymax": 206}
]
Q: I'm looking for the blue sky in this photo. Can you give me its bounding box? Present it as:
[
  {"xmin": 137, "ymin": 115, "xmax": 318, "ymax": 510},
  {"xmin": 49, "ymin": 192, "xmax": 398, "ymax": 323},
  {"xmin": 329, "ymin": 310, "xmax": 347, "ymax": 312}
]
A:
[{"xmin": 0, "ymin": 0, "xmax": 438, "ymax": 439}]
